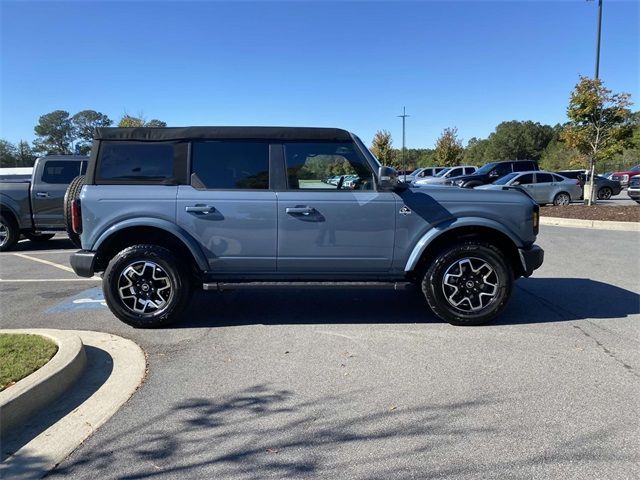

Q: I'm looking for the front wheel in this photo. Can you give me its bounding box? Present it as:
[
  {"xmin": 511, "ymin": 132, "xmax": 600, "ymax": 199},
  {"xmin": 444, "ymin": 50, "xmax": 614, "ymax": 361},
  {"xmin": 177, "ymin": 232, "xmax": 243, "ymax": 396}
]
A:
[
  {"xmin": 421, "ymin": 242, "xmax": 513, "ymax": 326},
  {"xmin": 597, "ymin": 187, "xmax": 612, "ymax": 200},
  {"xmin": 0, "ymin": 214, "xmax": 20, "ymax": 252},
  {"xmin": 103, "ymin": 245, "xmax": 193, "ymax": 328},
  {"xmin": 553, "ymin": 192, "xmax": 571, "ymax": 206}
]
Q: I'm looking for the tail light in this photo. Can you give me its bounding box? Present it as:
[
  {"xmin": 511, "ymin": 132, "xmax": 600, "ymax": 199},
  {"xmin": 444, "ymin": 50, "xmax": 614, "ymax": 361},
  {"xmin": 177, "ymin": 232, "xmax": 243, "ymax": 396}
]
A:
[
  {"xmin": 532, "ymin": 205, "xmax": 539, "ymax": 235},
  {"xmin": 71, "ymin": 199, "xmax": 82, "ymax": 234}
]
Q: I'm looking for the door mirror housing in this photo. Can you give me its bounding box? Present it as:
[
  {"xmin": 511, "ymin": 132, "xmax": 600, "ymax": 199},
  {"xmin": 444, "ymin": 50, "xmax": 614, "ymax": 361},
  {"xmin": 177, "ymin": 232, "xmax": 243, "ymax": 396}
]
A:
[
  {"xmin": 512, "ymin": 181, "xmax": 520, "ymax": 186},
  {"xmin": 489, "ymin": 170, "xmax": 500, "ymax": 178},
  {"xmin": 378, "ymin": 166, "xmax": 401, "ymax": 191}
]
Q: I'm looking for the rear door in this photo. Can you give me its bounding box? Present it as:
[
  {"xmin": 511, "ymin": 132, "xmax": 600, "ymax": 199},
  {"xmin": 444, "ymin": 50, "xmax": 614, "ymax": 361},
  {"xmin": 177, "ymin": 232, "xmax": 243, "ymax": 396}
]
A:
[
  {"xmin": 32, "ymin": 159, "xmax": 83, "ymax": 229},
  {"xmin": 176, "ymin": 140, "xmax": 277, "ymax": 273},
  {"xmin": 277, "ymin": 141, "xmax": 396, "ymax": 273},
  {"xmin": 532, "ymin": 172, "xmax": 555, "ymax": 203}
]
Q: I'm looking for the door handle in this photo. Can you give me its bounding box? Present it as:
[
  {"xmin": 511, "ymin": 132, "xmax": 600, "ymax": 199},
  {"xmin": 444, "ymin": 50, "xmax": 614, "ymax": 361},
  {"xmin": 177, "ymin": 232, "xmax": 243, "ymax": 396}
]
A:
[
  {"xmin": 35, "ymin": 192, "xmax": 50, "ymax": 198},
  {"xmin": 286, "ymin": 206, "xmax": 315, "ymax": 216},
  {"xmin": 185, "ymin": 205, "xmax": 215, "ymax": 214}
]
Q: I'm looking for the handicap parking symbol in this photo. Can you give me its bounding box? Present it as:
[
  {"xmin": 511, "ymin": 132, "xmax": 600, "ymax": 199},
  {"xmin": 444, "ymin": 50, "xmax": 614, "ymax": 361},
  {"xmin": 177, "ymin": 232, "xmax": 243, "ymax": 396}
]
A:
[{"xmin": 47, "ymin": 287, "xmax": 107, "ymax": 313}]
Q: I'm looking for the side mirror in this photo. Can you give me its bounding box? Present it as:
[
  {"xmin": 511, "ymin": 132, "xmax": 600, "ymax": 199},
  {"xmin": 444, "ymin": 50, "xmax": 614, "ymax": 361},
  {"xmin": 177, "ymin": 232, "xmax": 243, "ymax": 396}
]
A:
[
  {"xmin": 489, "ymin": 170, "xmax": 499, "ymax": 178},
  {"xmin": 378, "ymin": 166, "xmax": 400, "ymax": 191},
  {"xmin": 512, "ymin": 181, "xmax": 520, "ymax": 186}
]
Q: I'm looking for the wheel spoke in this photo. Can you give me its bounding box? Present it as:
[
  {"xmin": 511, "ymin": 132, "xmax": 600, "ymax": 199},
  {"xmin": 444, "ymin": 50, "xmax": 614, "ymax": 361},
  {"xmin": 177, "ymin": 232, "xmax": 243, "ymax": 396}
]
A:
[
  {"xmin": 442, "ymin": 257, "xmax": 499, "ymax": 313},
  {"xmin": 117, "ymin": 260, "xmax": 173, "ymax": 317}
]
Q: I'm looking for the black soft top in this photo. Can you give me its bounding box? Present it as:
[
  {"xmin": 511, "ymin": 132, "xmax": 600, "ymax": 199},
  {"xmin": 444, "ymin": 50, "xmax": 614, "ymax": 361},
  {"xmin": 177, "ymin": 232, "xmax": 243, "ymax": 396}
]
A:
[{"xmin": 94, "ymin": 126, "xmax": 353, "ymax": 142}]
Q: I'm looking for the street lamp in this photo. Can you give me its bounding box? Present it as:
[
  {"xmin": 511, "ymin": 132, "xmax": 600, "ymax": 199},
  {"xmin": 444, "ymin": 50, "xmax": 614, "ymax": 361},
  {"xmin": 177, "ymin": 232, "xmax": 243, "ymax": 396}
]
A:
[
  {"xmin": 586, "ymin": 0, "xmax": 603, "ymax": 205},
  {"xmin": 397, "ymin": 107, "xmax": 410, "ymax": 181}
]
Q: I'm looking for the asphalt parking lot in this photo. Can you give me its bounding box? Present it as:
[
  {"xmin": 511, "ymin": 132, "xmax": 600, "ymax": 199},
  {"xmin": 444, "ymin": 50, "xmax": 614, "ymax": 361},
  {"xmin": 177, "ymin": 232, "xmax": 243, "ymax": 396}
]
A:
[{"xmin": 1, "ymin": 225, "xmax": 639, "ymax": 480}]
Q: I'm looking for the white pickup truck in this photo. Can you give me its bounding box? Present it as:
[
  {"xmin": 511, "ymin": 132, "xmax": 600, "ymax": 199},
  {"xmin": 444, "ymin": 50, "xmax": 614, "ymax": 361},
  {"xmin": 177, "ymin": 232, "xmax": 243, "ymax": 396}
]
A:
[{"xmin": 0, "ymin": 155, "xmax": 87, "ymax": 251}]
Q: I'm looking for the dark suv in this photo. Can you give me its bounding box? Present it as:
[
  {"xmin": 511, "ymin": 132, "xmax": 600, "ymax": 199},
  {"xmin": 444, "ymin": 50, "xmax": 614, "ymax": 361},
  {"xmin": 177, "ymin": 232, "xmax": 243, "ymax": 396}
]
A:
[
  {"xmin": 69, "ymin": 127, "xmax": 543, "ymax": 328},
  {"xmin": 451, "ymin": 160, "xmax": 540, "ymax": 188}
]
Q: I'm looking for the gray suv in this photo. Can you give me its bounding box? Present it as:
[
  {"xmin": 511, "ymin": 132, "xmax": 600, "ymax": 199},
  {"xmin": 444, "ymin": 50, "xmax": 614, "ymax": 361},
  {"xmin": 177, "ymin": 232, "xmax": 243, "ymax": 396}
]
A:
[{"xmin": 69, "ymin": 127, "xmax": 543, "ymax": 328}]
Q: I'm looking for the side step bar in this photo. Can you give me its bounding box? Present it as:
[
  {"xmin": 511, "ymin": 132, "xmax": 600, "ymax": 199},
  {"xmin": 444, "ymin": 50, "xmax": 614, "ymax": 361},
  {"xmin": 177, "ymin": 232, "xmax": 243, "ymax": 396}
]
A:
[{"xmin": 203, "ymin": 281, "xmax": 412, "ymax": 292}]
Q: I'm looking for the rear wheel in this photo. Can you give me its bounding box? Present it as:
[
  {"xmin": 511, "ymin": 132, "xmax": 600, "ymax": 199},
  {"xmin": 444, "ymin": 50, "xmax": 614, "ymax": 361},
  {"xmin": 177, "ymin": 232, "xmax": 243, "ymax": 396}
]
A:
[
  {"xmin": 597, "ymin": 187, "xmax": 612, "ymax": 200},
  {"xmin": 553, "ymin": 192, "xmax": 571, "ymax": 206},
  {"xmin": 0, "ymin": 214, "xmax": 20, "ymax": 252},
  {"xmin": 103, "ymin": 244, "xmax": 193, "ymax": 328},
  {"xmin": 63, "ymin": 175, "xmax": 86, "ymax": 248},
  {"xmin": 23, "ymin": 232, "xmax": 56, "ymax": 243},
  {"xmin": 421, "ymin": 242, "xmax": 513, "ymax": 326}
]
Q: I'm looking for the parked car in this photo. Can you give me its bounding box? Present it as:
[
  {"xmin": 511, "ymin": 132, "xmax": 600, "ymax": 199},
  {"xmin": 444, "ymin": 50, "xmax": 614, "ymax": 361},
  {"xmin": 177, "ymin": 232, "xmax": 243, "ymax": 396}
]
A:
[
  {"xmin": 413, "ymin": 166, "xmax": 477, "ymax": 186},
  {"xmin": 475, "ymin": 171, "xmax": 582, "ymax": 205},
  {"xmin": 627, "ymin": 175, "xmax": 640, "ymax": 203},
  {"xmin": 610, "ymin": 165, "xmax": 640, "ymax": 187},
  {"xmin": 452, "ymin": 160, "xmax": 540, "ymax": 188},
  {"xmin": 69, "ymin": 126, "xmax": 543, "ymax": 328},
  {"xmin": 404, "ymin": 167, "xmax": 447, "ymax": 183},
  {"xmin": 555, "ymin": 170, "xmax": 622, "ymax": 200},
  {"xmin": 0, "ymin": 155, "xmax": 87, "ymax": 251}
]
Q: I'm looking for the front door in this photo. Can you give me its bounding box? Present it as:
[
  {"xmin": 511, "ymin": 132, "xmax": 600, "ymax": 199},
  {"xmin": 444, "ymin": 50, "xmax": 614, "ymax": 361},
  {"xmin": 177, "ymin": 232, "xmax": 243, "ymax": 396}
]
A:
[
  {"xmin": 176, "ymin": 140, "xmax": 277, "ymax": 272},
  {"xmin": 32, "ymin": 159, "xmax": 84, "ymax": 229},
  {"xmin": 276, "ymin": 141, "xmax": 396, "ymax": 273}
]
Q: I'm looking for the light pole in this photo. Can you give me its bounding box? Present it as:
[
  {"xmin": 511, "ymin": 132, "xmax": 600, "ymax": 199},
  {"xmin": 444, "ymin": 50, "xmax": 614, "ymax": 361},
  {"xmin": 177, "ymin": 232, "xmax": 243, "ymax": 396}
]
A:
[
  {"xmin": 397, "ymin": 107, "xmax": 410, "ymax": 181},
  {"xmin": 586, "ymin": 0, "xmax": 603, "ymax": 205}
]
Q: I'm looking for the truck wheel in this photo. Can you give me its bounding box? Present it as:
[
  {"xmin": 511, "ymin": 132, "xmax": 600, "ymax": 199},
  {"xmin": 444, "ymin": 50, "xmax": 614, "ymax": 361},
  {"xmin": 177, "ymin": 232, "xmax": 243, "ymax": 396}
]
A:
[
  {"xmin": 0, "ymin": 213, "xmax": 20, "ymax": 252},
  {"xmin": 103, "ymin": 244, "xmax": 193, "ymax": 328},
  {"xmin": 63, "ymin": 175, "xmax": 85, "ymax": 248},
  {"xmin": 597, "ymin": 187, "xmax": 612, "ymax": 200},
  {"xmin": 421, "ymin": 242, "xmax": 513, "ymax": 326},
  {"xmin": 23, "ymin": 232, "xmax": 56, "ymax": 243}
]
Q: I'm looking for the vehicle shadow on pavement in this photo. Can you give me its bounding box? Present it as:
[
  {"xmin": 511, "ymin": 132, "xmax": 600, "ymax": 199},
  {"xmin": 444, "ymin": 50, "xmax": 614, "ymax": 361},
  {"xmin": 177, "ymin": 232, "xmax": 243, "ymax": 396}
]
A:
[
  {"xmin": 46, "ymin": 384, "xmax": 635, "ymax": 479},
  {"xmin": 10, "ymin": 237, "xmax": 76, "ymax": 252},
  {"xmin": 177, "ymin": 278, "xmax": 639, "ymax": 328},
  {"xmin": 1, "ymin": 346, "xmax": 114, "ymax": 464}
]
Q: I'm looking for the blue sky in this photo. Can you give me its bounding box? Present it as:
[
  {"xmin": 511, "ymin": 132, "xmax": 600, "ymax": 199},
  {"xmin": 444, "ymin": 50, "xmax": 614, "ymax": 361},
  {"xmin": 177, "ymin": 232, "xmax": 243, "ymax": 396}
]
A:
[{"xmin": 1, "ymin": 0, "xmax": 638, "ymax": 148}]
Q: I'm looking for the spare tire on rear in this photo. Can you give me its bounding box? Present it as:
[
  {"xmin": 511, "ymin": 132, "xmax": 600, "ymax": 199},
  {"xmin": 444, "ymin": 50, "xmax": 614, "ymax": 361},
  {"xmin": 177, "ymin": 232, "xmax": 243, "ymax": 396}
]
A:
[{"xmin": 64, "ymin": 175, "xmax": 85, "ymax": 248}]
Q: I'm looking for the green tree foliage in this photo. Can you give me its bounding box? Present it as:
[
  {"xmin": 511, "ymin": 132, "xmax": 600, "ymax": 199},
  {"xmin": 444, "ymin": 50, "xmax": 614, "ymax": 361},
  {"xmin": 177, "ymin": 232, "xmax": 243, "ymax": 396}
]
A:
[
  {"xmin": 72, "ymin": 110, "xmax": 112, "ymax": 154},
  {"xmin": 0, "ymin": 139, "xmax": 18, "ymax": 167},
  {"xmin": 483, "ymin": 121, "xmax": 554, "ymax": 161},
  {"xmin": 434, "ymin": 127, "xmax": 464, "ymax": 167},
  {"xmin": 118, "ymin": 115, "xmax": 167, "ymax": 128},
  {"xmin": 370, "ymin": 130, "xmax": 395, "ymax": 167},
  {"xmin": 561, "ymin": 77, "xmax": 632, "ymax": 163},
  {"xmin": 33, "ymin": 110, "xmax": 73, "ymax": 155},
  {"xmin": 463, "ymin": 137, "xmax": 489, "ymax": 164},
  {"xmin": 15, "ymin": 141, "xmax": 37, "ymax": 167},
  {"xmin": 539, "ymin": 139, "xmax": 586, "ymax": 171},
  {"xmin": 145, "ymin": 119, "xmax": 168, "ymax": 127}
]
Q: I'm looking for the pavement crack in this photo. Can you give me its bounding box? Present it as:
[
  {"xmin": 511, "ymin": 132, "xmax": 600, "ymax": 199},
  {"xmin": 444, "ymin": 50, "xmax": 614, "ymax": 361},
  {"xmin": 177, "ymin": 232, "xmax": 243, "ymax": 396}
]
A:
[{"xmin": 572, "ymin": 324, "xmax": 640, "ymax": 379}]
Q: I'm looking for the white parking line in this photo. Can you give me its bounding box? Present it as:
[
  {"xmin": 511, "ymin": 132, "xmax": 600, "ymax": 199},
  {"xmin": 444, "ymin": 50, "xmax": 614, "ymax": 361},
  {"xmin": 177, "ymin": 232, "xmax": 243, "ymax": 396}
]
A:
[
  {"xmin": 0, "ymin": 249, "xmax": 74, "ymax": 256},
  {"xmin": 0, "ymin": 278, "xmax": 100, "ymax": 283},
  {"xmin": 12, "ymin": 253, "xmax": 75, "ymax": 273}
]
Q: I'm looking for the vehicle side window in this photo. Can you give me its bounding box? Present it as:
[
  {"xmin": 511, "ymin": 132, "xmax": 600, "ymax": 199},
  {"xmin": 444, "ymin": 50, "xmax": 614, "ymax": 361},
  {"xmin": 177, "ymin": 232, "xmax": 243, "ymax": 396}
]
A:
[
  {"xmin": 552, "ymin": 174, "xmax": 565, "ymax": 182},
  {"xmin": 516, "ymin": 174, "xmax": 534, "ymax": 185},
  {"xmin": 447, "ymin": 168, "xmax": 463, "ymax": 177},
  {"xmin": 41, "ymin": 161, "xmax": 81, "ymax": 184},
  {"xmin": 536, "ymin": 173, "xmax": 553, "ymax": 183},
  {"xmin": 191, "ymin": 141, "xmax": 269, "ymax": 190},
  {"xmin": 513, "ymin": 162, "xmax": 534, "ymax": 172},
  {"xmin": 493, "ymin": 163, "xmax": 512, "ymax": 177},
  {"xmin": 80, "ymin": 161, "xmax": 88, "ymax": 175},
  {"xmin": 97, "ymin": 143, "xmax": 175, "ymax": 182},
  {"xmin": 284, "ymin": 142, "xmax": 374, "ymax": 190},
  {"xmin": 464, "ymin": 167, "xmax": 476, "ymax": 175}
]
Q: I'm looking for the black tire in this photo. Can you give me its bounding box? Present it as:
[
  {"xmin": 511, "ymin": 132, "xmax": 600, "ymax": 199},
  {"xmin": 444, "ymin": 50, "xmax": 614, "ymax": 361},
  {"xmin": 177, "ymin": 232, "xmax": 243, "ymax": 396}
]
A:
[
  {"xmin": 0, "ymin": 213, "xmax": 20, "ymax": 252},
  {"xmin": 552, "ymin": 192, "xmax": 571, "ymax": 206},
  {"xmin": 23, "ymin": 232, "xmax": 56, "ymax": 243},
  {"xmin": 103, "ymin": 244, "xmax": 193, "ymax": 328},
  {"xmin": 421, "ymin": 242, "xmax": 513, "ymax": 326},
  {"xmin": 63, "ymin": 175, "xmax": 85, "ymax": 248},
  {"xmin": 597, "ymin": 186, "xmax": 612, "ymax": 200}
]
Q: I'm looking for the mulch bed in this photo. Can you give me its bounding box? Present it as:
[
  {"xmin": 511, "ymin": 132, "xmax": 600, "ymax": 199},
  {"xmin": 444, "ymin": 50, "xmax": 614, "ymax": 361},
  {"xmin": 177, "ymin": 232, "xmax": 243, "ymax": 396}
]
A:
[{"xmin": 540, "ymin": 205, "xmax": 640, "ymax": 223}]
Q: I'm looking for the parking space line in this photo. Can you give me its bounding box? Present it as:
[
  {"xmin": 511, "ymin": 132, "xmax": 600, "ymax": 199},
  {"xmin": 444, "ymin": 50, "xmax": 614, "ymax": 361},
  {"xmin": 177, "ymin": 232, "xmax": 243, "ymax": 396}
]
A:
[
  {"xmin": 12, "ymin": 253, "xmax": 75, "ymax": 273},
  {"xmin": 0, "ymin": 249, "xmax": 74, "ymax": 255},
  {"xmin": 0, "ymin": 278, "xmax": 100, "ymax": 283}
]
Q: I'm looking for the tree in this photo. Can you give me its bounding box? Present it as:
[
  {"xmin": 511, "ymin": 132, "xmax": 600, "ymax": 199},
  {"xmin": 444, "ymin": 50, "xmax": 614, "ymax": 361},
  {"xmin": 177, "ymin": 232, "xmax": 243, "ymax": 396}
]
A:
[
  {"xmin": 539, "ymin": 139, "xmax": 586, "ymax": 171},
  {"xmin": 483, "ymin": 121, "xmax": 554, "ymax": 161},
  {"xmin": 145, "ymin": 119, "xmax": 167, "ymax": 127},
  {"xmin": 463, "ymin": 137, "xmax": 490, "ymax": 164},
  {"xmin": 561, "ymin": 76, "xmax": 633, "ymax": 204},
  {"xmin": 370, "ymin": 130, "xmax": 395, "ymax": 166},
  {"xmin": 72, "ymin": 110, "xmax": 112, "ymax": 154},
  {"xmin": 118, "ymin": 115, "xmax": 167, "ymax": 128},
  {"xmin": 0, "ymin": 139, "xmax": 18, "ymax": 167},
  {"xmin": 434, "ymin": 127, "xmax": 464, "ymax": 167},
  {"xmin": 33, "ymin": 110, "xmax": 73, "ymax": 155},
  {"xmin": 15, "ymin": 140, "xmax": 37, "ymax": 167}
]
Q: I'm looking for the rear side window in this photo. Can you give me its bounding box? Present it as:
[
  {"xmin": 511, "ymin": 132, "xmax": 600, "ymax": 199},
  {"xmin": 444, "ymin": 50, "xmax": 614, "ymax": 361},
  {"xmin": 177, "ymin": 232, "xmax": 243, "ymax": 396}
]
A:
[
  {"xmin": 536, "ymin": 173, "xmax": 554, "ymax": 183},
  {"xmin": 513, "ymin": 162, "xmax": 536, "ymax": 172},
  {"xmin": 553, "ymin": 174, "xmax": 565, "ymax": 182},
  {"xmin": 42, "ymin": 161, "xmax": 81, "ymax": 184},
  {"xmin": 191, "ymin": 141, "xmax": 269, "ymax": 189},
  {"xmin": 97, "ymin": 143, "xmax": 175, "ymax": 182}
]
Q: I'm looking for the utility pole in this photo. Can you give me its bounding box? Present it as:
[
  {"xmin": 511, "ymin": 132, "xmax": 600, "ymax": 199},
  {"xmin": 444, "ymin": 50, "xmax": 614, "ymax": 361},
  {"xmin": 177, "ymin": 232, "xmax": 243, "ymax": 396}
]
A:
[
  {"xmin": 586, "ymin": 0, "xmax": 603, "ymax": 205},
  {"xmin": 397, "ymin": 107, "xmax": 410, "ymax": 181}
]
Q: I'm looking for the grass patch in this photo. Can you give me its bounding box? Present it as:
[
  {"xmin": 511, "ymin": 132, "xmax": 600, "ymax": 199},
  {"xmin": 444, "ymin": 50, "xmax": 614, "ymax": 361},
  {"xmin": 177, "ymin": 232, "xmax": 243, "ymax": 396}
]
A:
[{"xmin": 0, "ymin": 334, "xmax": 58, "ymax": 391}]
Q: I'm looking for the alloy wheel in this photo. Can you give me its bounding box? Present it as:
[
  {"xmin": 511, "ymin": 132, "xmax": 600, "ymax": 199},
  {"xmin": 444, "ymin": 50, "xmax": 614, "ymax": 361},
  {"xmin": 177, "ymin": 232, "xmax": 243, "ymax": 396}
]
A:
[
  {"xmin": 0, "ymin": 221, "xmax": 8, "ymax": 248},
  {"xmin": 117, "ymin": 260, "xmax": 173, "ymax": 315},
  {"xmin": 442, "ymin": 257, "xmax": 499, "ymax": 312}
]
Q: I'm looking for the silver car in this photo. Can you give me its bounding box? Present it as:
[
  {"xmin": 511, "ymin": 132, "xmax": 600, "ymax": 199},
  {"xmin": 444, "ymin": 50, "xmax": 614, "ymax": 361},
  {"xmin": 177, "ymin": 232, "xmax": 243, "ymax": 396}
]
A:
[
  {"xmin": 414, "ymin": 165, "xmax": 477, "ymax": 186},
  {"xmin": 475, "ymin": 171, "xmax": 582, "ymax": 205}
]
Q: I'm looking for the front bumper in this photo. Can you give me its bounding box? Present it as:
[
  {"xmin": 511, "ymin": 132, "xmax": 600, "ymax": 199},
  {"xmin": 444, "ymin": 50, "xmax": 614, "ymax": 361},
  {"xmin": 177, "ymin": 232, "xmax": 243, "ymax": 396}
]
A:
[
  {"xmin": 70, "ymin": 250, "xmax": 97, "ymax": 278},
  {"xmin": 518, "ymin": 245, "xmax": 544, "ymax": 277},
  {"xmin": 627, "ymin": 189, "xmax": 640, "ymax": 200}
]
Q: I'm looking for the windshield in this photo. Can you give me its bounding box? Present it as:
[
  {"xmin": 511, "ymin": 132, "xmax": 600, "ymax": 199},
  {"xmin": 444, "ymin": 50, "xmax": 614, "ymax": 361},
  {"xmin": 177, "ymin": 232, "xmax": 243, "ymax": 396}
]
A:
[
  {"xmin": 475, "ymin": 162, "xmax": 498, "ymax": 175},
  {"xmin": 434, "ymin": 168, "xmax": 451, "ymax": 177},
  {"xmin": 494, "ymin": 173, "xmax": 518, "ymax": 185},
  {"xmin": 631, "ymin": 165, "xmax": 640, "ymax": 172}
]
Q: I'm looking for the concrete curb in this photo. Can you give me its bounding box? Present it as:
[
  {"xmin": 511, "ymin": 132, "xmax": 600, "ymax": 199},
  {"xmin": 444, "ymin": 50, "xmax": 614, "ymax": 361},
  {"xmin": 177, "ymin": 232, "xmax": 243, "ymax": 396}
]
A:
[
  {"xmin": 0, "ymin": 330, "xmax": 146, "ymax": 480},
  {"xmin": 540, "ymin": 216, "xmax": 640, "ymax": 231},
  {"xmin": 0, "ymin": 330, "xmax": 86, "ymax": 437}
]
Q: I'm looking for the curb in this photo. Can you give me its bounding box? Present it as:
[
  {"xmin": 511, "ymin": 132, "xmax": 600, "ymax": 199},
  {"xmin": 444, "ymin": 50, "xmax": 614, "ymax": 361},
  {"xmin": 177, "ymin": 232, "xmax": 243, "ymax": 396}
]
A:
[
  {"xmin": 540, "ymin": 216, "xmax": 640, "ymax": 232},
  {"xmin": 1, "ymin": 330, "xmax": 146, "ymax": 480},
  {"xmin": 0, "ymin": 330, "xmax": 86, "ymax": 437}
]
